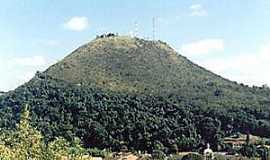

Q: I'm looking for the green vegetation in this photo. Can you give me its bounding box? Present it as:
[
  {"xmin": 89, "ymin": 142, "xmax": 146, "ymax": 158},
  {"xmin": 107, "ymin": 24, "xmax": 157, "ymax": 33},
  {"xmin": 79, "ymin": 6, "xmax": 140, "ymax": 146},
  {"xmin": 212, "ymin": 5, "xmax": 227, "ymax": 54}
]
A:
[
  {"xmin": 239, "ymin": 144, "xmax": 258, "ymax": 158},
  {"xmin": 0, "ymin": 105, "xmax": 92, "ymax": 160},
  {"xmin": 181, "ymin": 153, "xmax": 203, "ymax": 160},
  {"xmin": 1, "ymin": 72, "xmax": 270, "ymax": 154},
  {"xmin": 0, "ymin": 36, "xmax": 270, "ymax": 157},
  {"xmin": 152, "ymin": 150, "xmax": 166, "ymax": 159}
]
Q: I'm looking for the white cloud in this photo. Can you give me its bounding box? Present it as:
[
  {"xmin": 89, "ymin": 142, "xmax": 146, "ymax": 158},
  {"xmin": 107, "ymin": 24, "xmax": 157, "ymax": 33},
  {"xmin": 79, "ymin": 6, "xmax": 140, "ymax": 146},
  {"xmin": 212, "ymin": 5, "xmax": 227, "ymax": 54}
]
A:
[
  {"xmin": 190, "ymin": 4, "xmax": 208, "ymax": 17},
  {"xmin": 64, "ymin": 16, "xmax": 89, "ymax": 31},
  {"xmin": 196, "ymin": 42, "xmax": 270, "ymax": 86},
  {"xmin": 181, "ymin": 39, "xmax": 224, "ymax": 56}
]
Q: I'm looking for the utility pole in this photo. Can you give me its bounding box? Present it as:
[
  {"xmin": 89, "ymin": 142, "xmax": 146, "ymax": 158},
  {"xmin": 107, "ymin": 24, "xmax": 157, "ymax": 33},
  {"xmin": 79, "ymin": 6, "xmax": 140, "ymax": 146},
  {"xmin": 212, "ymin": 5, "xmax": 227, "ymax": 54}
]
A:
[
  {"xmin": 152, "ymin": 17, "xmax": 155, "ymax": 40},
  {"xmin": 134, "ymin": 21, "xmax": 139, "ymax": 37}
]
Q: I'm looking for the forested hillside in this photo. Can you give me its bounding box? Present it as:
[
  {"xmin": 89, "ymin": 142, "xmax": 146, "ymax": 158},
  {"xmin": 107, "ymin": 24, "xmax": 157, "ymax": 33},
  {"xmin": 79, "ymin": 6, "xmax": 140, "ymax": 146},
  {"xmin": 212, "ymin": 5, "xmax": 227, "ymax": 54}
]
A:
[{"xmin": 0, "ymin": 35, "xmax": 270, "ymax": 153}]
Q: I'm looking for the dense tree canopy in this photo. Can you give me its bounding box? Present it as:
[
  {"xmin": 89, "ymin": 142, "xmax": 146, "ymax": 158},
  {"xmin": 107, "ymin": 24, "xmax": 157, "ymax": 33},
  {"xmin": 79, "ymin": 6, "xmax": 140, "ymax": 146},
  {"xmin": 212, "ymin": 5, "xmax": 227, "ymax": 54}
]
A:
[{"xmin": 0, "ymin": 74, "xmax": 270, "ymax": 154}]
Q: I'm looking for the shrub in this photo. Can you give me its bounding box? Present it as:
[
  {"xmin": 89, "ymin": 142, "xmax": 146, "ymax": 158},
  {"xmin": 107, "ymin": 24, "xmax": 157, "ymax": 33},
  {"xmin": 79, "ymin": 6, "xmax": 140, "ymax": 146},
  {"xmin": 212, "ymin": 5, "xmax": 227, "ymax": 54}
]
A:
[
  {"xmin": 239, "ymin": 144, "xmax": 258, "ymax": 158},
  {"xmin": 152, "ymin": 150, "xmax": 166, "ymax": 160},
  {"xmin": 87, "ymin": 147, "xmax": 109, "ymax": 157},
  {"xmin": 181, "ymin": 153, "xmax": 203, "ymax": 160}
]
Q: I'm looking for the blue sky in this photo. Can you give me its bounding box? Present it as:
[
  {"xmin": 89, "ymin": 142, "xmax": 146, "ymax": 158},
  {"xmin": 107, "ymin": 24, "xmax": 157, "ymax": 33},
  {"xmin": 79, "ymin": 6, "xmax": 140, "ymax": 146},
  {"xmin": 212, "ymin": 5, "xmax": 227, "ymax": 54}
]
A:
[{"xmin": 1, "ymin": 0, "xmax": 270, "ymax": 91}]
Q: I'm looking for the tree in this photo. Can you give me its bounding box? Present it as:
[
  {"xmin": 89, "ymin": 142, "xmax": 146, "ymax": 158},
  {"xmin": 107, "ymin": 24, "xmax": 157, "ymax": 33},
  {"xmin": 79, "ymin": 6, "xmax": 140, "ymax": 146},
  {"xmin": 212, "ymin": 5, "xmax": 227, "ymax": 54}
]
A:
[
  {"xmin": 257, "ymin": 146, "xmax": 269, "ymax": 160},
  {"xmin": 153, "ymin": 140, "xmax": 165, "ymax": 151},
  {"xmin": 152, "ymin": 150, "xmax": 166, "ymax": 160},
  {"xmin": 168, "ymin": 144, "xmax": 178, "ymax": 154},
  {"xmin": 0, "ymin": 104, "xmax": 92, "ymax": 160},
  {"xmin": 181, "ymin": 153, "xmax": 203, "ymax": 160},
  {"xmin": 0, "ymin": 144, "xmax": 15, "ymax": 160},
  {"xmin": 197, "ymin": 117, "xmax": 222, "ymax": 150},
  {"xmin": 47, "ymin": 137, "xmax": 70, "ymax": 159},
  {"xmin": 239, "ymin": 144, "xmax": 258, "ymax": 158},
  {"xmin": 0, "ymin": 104, "xmax": 45, "ymax": 160}
]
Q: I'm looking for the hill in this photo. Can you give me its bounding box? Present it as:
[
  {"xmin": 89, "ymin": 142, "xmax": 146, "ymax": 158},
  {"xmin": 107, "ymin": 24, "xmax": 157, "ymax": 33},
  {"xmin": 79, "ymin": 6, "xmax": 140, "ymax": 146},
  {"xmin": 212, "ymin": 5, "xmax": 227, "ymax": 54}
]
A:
[
  {"xmin": 45, "ymin": 36, "xmax": 270, "ymax": 108},
  {"xmin": 45, "ymin": 36, "xmax": 245, "ymax": 95},
  {"xmin": 0, "ymin": 35, "xmax": 270, "ymax": 153},
  {"xmin": 45, "ymin": 35, "xmax": 227, "ymax": 94}
]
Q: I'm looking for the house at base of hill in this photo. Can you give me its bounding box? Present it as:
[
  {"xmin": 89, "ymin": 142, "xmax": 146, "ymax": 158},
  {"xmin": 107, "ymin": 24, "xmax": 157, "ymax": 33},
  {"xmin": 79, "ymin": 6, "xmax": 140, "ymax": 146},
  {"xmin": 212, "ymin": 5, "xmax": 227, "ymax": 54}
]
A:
[{"xmin": 224, "ymin": 133, "xmax": 261, "ymax": 149}]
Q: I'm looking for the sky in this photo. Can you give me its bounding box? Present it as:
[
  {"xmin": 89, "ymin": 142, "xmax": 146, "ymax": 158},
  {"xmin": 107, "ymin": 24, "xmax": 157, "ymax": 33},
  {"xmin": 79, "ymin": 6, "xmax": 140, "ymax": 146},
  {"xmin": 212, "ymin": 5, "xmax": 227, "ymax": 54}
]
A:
[{"xmin": 1, "ymin": 0, "xmax": 270, "ymax": 91}]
